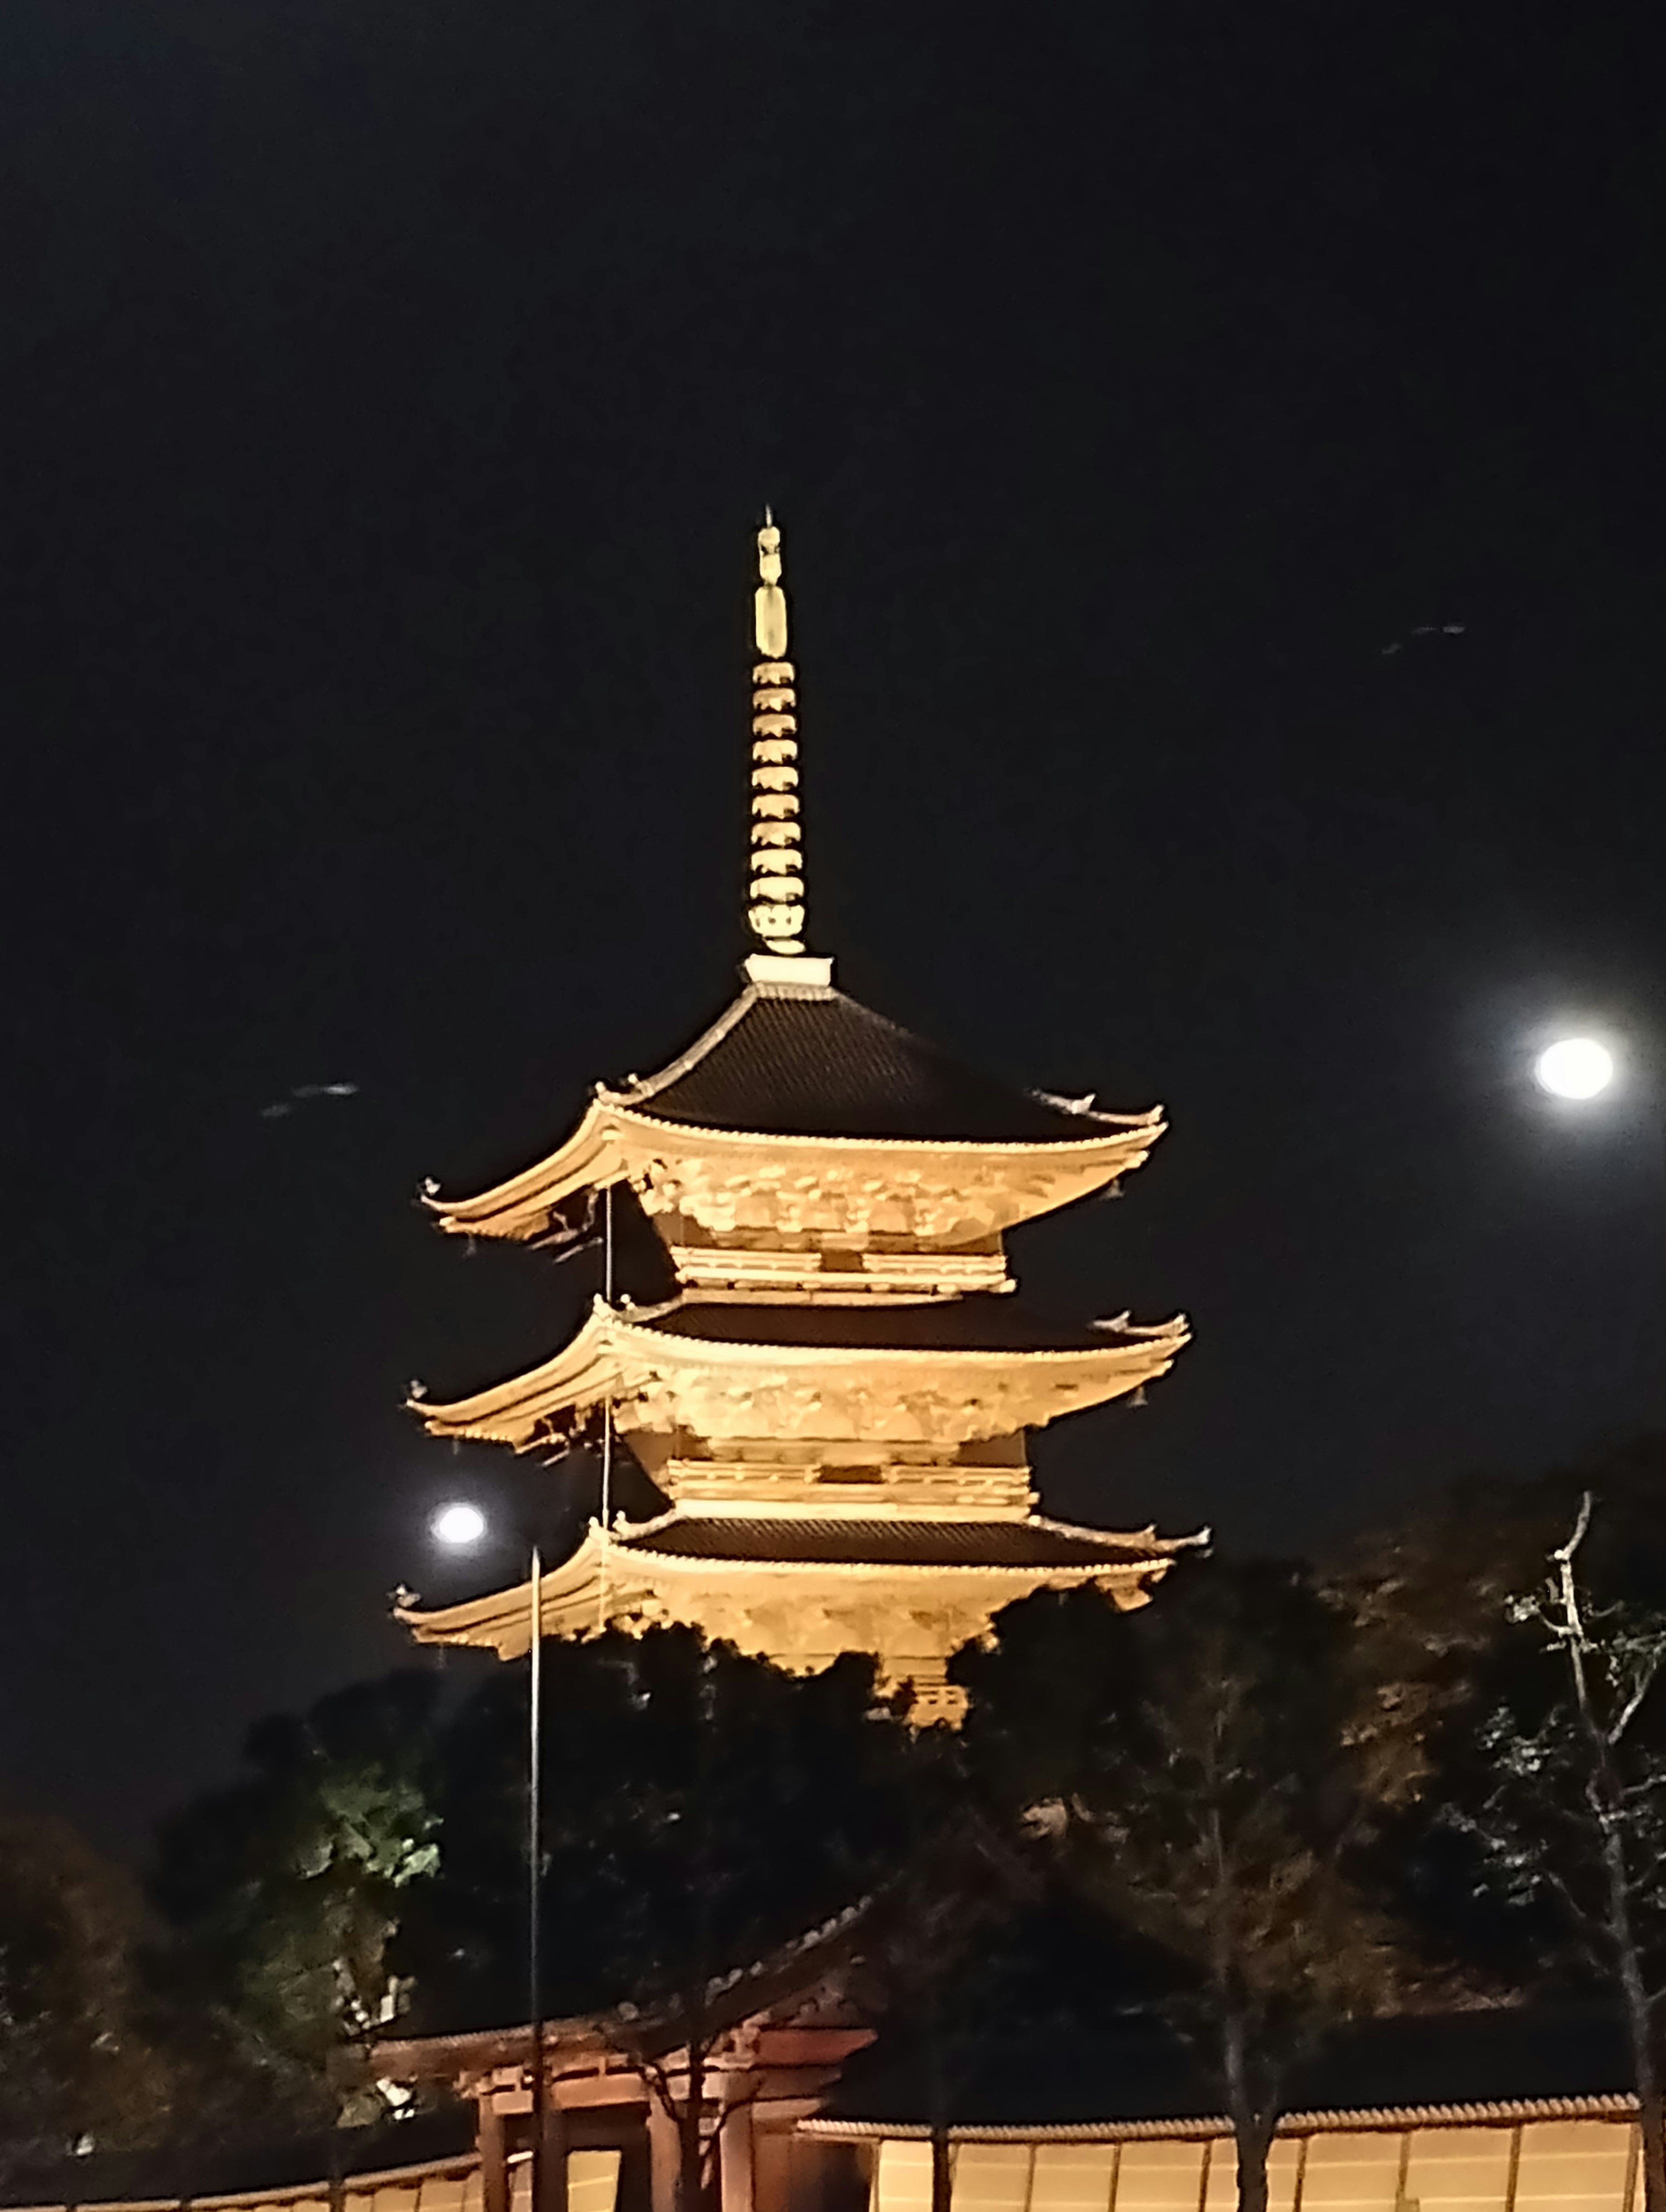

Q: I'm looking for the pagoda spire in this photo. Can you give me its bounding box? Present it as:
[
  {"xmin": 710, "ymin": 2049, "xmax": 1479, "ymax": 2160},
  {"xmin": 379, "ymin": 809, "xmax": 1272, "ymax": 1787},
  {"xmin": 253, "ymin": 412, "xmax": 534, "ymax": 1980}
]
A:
[{"xmin": 747, "ymin": 511, "xmax": 809, "ymax": 962}]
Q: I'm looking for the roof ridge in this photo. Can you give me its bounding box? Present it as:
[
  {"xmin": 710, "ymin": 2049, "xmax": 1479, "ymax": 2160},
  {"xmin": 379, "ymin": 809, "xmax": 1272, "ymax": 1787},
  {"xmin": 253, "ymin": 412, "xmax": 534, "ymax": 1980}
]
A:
[
  {"xmin": 610, "ymin": 986, "xmax": 764, "ymax": 1106},
  {"xmin": 1029, "ymin": 1509, "xmax": 1211, "ymax": 1555},
  {"xmin": 803, "ymin": 2093, "xmax": 1641, "ymax": 2141}
]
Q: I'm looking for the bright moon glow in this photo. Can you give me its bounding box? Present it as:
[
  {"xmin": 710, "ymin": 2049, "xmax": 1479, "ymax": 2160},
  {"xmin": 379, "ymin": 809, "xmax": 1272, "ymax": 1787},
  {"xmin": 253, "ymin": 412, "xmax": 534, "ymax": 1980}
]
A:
[
  {"xmin": 1535, "ymin": 1038, "xmax": 1616, "ymax": 1102},
  {"xmin": 431, "ymin": 1501, "xmax": 487, "ymax": 1548}
]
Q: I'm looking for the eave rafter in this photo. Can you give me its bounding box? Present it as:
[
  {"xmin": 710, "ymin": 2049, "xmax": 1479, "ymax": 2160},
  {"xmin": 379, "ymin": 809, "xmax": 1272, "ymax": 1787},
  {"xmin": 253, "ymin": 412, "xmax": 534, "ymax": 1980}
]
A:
[
  {"xmin": 421, "ymin": 1096, "xmax": 1165, "ymax": 1251},
  {"xmin": 406, "ymin": 1299, "xmax": 1190, "ymax": 1455}
]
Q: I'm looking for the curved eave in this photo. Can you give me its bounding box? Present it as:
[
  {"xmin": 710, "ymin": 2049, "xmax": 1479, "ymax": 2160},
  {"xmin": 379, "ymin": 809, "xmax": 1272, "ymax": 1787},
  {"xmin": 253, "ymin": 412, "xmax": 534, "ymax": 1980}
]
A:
[
  {"xmin": 409, "ymin": 1302, "xmax": 1190, "ymax": 1452},
  {"xmin": 397, "ymin": 1524, "xmax": 619, "ymax": 1654},
  {"xmin": 406, "ymin": 1304, "xmax": 618, "ymax": 1450},
  {"xmin": 424, "ymin": 1099, "xmax": 1166, "ymax": 1246},
  {"xmin": 395, "ymin": 1518, "xmax": 1201, "ymax": 1657},
  {"xmin": 623, "ymin": 1312, "xmax": 1189, "ymax": 1368},
  {"xmin": 603, "ymin": 1097, "xmax": 1164, "ymax": 1148},
  {"xmin": 423, "ymin": 1096, "xmax": 616, "ymax": 1240}
]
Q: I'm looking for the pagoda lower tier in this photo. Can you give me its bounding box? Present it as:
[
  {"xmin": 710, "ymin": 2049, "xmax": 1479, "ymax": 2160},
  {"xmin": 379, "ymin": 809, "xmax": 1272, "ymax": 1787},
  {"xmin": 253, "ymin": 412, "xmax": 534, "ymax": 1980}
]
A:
[{"xmin": 397, "ymin": 1505, "xmax": 1200, "ymax": 1721}]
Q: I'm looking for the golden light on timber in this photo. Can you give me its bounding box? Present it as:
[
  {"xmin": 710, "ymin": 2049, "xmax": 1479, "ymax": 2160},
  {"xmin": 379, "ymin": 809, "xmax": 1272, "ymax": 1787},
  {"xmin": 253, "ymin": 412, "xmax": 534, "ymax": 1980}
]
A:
[
  {"xmin": 1534, "ymin": 1037, "xmax": 1616, "ymax": 1102},
  {"xmin": 431, "ymin": 1500, "xmax": 487, "ymax": 1548}
]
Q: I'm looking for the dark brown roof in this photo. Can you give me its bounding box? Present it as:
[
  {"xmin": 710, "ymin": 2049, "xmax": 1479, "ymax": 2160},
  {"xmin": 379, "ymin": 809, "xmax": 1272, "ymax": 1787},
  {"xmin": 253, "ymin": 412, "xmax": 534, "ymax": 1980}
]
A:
[
  {"xmin": 638, "ymin": 1297, "xmax": 1135, "ymax": 1354},
  {"xmin": 617, "ymin": 1516, "xmax": 1160, "ymax": 1567},
  {"xmin": 618, "ymin": 985, "xmax": 1132, "ymax": 1143},
  {"xmin": 822, "ymin": 2006, "xmax": 1636, "ymax": 2132},
  {"xmin": 0, "ymin": 2109, "xmax": 475, "ymax": 2210}
]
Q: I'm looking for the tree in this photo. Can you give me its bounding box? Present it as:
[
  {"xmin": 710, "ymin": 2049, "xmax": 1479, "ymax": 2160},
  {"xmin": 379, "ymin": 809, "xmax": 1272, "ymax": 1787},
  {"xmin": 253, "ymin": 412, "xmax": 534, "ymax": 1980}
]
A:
[
  {"xmin": 1333, "ymin": 1436, "xmax": 1666, "ymax": 1803},
  {"xmin": 958, "ymin": 1568, "xmax": 1410, "ymax": 2212},
  {"xmin": 0, "ymin": 1810, "xmax": 177, "ymax": 2177},
  {"xmin": 842, "ymin": 1793, "xmax": 1041, "ymax": 2212},
  {"xmin": 1436, "ymin": 1494, "xmax": 1666, "ymax": 2212},
  {"xmin": 150, "ymin": 1671, "xmax": 441, "ymax": 2121},
  {"xmin": 402, "ymin": 1627, "xmax": 924, "ymax": 2212}
]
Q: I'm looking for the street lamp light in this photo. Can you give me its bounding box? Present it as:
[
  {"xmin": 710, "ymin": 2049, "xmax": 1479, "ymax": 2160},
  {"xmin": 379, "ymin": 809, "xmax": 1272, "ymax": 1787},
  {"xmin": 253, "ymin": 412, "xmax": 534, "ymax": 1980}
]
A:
[
  {"xmin": 431, "ymin": 1504, "xmax": 551, "ymax": 2212},
  {"xmin": 1535, "ymin": 1037, "xmax": 1617, "ymax": 1103},
  {"xmin": 430, "ymin": 1500, "xmax": 486, "ymax": 1548}
]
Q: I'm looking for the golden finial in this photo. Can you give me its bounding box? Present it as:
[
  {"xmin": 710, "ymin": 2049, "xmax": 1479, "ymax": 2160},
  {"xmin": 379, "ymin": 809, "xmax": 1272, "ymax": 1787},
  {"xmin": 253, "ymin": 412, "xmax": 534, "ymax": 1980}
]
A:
[
  {"xmin": 747, "ymin": 510, "xmax": 807, "ymax": 960},
  {"xmin": 754, "ymin": 508, "xmax": 789, "ymax": 659}
]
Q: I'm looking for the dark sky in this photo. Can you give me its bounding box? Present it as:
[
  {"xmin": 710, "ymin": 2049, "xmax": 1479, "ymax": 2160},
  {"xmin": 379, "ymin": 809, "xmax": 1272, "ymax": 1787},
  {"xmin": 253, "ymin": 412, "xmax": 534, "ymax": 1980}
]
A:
[{"xmin": 3, "ymin": 0, "xmax": 1665, "ymax": 1849}]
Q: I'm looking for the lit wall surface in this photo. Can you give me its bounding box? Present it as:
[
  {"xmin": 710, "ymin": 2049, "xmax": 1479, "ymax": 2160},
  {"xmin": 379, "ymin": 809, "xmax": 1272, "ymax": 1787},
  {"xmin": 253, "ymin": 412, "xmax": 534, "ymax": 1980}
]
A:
[{"xmin": 872, "ymin": 2121, "xmax": 1641, "ymax": 2212}]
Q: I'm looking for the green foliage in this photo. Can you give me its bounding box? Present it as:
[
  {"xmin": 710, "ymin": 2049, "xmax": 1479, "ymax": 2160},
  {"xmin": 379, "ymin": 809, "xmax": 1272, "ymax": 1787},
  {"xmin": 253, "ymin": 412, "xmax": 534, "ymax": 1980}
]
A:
[{"xmin": 149, "ymin": 1671, "xmax": 441, "ymax": 2118}]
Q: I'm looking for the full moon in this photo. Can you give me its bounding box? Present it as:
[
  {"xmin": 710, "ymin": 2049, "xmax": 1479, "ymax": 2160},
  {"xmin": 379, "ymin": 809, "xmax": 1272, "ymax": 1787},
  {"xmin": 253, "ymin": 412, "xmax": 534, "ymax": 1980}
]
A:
[
  {"xmin": 1534, "ymin": 1037, "xmax": 1616, "ymax": 1102},
  {"xmin": 431, "ymin": 1500, "xmax": 486, "ymax": 1547}
]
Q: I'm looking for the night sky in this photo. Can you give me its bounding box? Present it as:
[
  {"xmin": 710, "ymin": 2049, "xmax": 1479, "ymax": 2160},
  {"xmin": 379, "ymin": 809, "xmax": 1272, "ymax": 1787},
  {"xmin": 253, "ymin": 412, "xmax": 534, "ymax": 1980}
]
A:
[{"xmin": 4, "ymin": 0, "xmax": 1665, "ymax": 1849}]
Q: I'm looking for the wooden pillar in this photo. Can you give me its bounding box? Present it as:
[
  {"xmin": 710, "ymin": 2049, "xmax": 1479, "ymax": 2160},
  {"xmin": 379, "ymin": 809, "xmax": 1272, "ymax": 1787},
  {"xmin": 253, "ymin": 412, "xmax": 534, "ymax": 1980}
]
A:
[
  {"xmin": 648, "ymin": 2100, "xmax": 680, "ymax": 2212},
  {"xmin": 481, "ymin": 2099, "xmax": 510, "ymax": 2212},
  {"xmin": 720, "ymin": 2099, "xmax": 755, "ymax": 2212},
  {"xmin": 538, "ymin": 2094, "xmax": 570, "ymax": 2212}
]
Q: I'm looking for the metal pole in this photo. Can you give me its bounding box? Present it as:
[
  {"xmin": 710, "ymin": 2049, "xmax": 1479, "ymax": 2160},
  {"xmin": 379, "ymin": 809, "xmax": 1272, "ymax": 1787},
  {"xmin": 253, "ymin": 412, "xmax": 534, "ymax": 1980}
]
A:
[
  {"xmin": 599, "ymin": 1185, "xmax": 615, "ymax": 1631},
  {"xmin": 528, "ymin": 1540, "xmax": 545, "ymax": 2212}
]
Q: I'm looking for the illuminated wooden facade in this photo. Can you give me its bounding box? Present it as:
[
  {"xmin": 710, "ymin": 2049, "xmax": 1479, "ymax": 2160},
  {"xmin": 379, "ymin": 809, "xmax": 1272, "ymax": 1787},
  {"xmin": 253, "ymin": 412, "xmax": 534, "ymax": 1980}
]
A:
[
  {"xmin": 13, "ymin": 2002, "xmax": 1647, "ymax": 2212},
  {"xmin": 399, "ymin": 522, "xmax": 1197, "ymax": 1715}
]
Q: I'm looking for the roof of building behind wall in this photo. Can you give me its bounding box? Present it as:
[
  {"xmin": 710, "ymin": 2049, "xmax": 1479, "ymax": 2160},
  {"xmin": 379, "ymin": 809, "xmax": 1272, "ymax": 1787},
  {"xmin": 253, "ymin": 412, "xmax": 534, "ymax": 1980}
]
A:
[
  {"xmin": 814, "ymin": 2005, "xmax": 1638, "ymax": 2135},
  {"xmin": 0, "ymin": 2107, "xmax": 475, "ymax": 2210}
]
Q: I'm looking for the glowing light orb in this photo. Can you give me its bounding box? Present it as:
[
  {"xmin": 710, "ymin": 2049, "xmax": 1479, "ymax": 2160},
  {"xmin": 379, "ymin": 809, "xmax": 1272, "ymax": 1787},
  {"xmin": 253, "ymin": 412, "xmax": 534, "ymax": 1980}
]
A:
[
  {"xmin": 431, "ymin": 1501, "xmax": 487, "ymax": 1548},
  {"xmin": 1534, "ymin": 1038, "xmax": 1615, "ymax": 1102}
]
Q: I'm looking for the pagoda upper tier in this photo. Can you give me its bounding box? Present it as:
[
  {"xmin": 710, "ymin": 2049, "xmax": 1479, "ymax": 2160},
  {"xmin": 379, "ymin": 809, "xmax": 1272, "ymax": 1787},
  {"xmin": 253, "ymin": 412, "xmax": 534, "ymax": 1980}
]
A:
[{"xmin": 424, "ymin": 965, "xmax": 1164, "ymax": 1302}]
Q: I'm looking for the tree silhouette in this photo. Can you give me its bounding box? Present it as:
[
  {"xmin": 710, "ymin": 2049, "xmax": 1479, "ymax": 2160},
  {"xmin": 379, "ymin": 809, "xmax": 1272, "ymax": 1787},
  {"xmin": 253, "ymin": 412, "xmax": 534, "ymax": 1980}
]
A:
[
  {"xmin": 959, "ymin": 1569, "xmax": 1410, "ymax": 2212},
  {"xmin": 1436, "ymin": 1495, "xmax": 1666, "ymax": 2212}
]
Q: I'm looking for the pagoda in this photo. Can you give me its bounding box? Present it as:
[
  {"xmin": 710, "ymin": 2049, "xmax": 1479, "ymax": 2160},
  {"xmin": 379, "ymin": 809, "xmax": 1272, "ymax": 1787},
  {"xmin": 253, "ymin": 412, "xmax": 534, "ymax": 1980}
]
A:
[{"xmin": 399, "ymin": 520, "xmax": 1197, "ymax": 1718}]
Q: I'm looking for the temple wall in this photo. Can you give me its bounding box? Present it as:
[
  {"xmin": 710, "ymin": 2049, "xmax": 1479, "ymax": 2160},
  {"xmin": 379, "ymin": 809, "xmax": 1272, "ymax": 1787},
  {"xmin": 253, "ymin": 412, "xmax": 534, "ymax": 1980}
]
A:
[
  {"xmin": 5, "ymin": 2149, "xmax": 617, "ymax": 2212},
  {"xmin": 13, "ymin": 2114, "xmax": 1637, "ymax": 2212},
  {"xmin": 871, "ymin": 2120, "xmax": 1641, "ymax": 2212}
]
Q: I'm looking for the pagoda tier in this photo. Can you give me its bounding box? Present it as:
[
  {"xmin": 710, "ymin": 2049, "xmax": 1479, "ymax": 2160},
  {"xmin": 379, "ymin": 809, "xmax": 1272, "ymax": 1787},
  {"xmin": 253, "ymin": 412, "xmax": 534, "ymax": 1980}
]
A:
[
  {"xmin": 397, "ymin": 1507, "xmax": 1202, "ymax": 1721},
  {"xmin": 407, "ymin": 1293, "xmax": 1187, "ymax": 1519},
  {"xmin": 422, "ymin": 972, "xmax": 1163, "ymax": 1299}
]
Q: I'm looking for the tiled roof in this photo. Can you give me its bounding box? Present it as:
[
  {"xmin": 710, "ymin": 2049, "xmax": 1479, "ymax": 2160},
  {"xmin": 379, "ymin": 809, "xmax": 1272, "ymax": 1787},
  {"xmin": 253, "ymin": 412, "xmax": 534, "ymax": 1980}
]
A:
[
  {"xmin": 638, "ymin": 1297, "xmax": 1141, "ymax": 1354},
  {"xmin": 617, "ymin": 1516, "xmax": 1162, "ymax": 1568},
  {"xmin": 617, "ymin": 986, "xmax": 1137, "ymax": 1144},
  {"xmin": 0, "ymin": 2108, "xmax": 474, "ymax": 2209},
  {"xmin": 819, "ymin": 2007, "xmax": 1635, "ymax": 2132}
]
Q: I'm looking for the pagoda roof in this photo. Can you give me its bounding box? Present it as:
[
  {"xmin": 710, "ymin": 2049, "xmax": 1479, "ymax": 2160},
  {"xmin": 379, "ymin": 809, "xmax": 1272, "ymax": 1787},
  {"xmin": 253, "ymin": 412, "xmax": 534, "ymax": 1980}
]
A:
[
  {"xmin": 639, "ymin": 1297, "xmax": 1154, "ymax": 1354},
  {"xmin": 607, "ymin": 1510, "xmax": 1181, "ymax": 1569},
  {"xmin": 408, "ymin": 1296, "xmax": 1188, "ymax": 1452},
  {"xmin": 423, "ymin": 978, "xmax": 1163, "ymax": 1247},
  {"xmin": 613, "ymin": 979, "xmax": 1146, "ymax": 1144},
  {"xmin": 395, "ymin": 1507, "xmax": 1200, "ymax": 1656}
]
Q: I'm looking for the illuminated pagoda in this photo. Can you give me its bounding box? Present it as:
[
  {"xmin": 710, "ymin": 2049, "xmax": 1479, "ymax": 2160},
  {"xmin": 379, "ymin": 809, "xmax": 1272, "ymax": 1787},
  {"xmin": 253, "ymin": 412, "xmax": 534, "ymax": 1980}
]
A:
[{"xmin": 399, "ymin": 518, "xmax": 1197, "ymax": 1717}]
